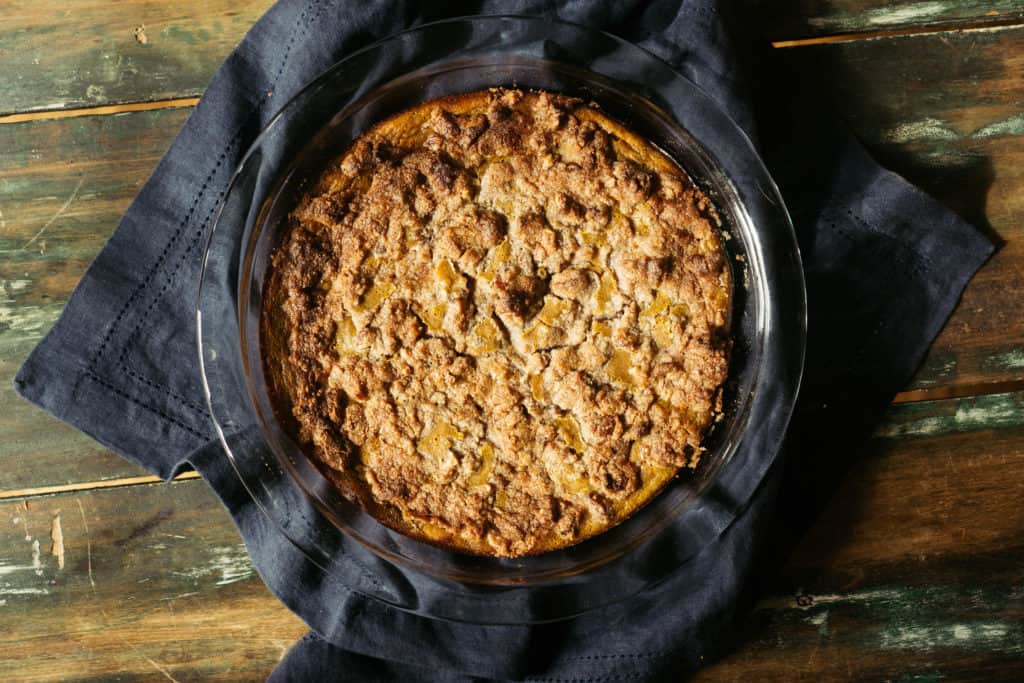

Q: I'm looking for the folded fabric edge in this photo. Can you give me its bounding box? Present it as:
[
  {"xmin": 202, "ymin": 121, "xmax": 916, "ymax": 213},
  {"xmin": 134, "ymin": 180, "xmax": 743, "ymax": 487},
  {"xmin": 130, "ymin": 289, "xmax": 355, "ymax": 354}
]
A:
[
  {"xmin": 852, "ymin": 161, "xmax": 997, "ymax": 391},
  {"xmin": 12, "ymin": 342, "xmax": 196, "ymax": 480},
  {"xmin": 269, "ymin": 632, "xmax": 479, "ymax": 682}
]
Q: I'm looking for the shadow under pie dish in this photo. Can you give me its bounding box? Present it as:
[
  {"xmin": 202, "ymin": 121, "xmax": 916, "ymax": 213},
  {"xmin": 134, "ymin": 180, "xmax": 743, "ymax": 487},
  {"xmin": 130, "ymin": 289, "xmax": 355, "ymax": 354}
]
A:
[
  {"xmin": 262, "ymin": 88, "xmax": 733, "ymax": 558},
  {"xmin": 197, "ymin": 16, "xmax": 804, "ymax": 623}
]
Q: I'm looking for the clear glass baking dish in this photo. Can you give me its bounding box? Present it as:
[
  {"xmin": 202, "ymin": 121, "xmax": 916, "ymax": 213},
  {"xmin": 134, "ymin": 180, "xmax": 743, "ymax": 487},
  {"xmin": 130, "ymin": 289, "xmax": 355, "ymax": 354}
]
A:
[{"xmin": 197, "ymin": 15, "xmax": 805, "ymax": 624}]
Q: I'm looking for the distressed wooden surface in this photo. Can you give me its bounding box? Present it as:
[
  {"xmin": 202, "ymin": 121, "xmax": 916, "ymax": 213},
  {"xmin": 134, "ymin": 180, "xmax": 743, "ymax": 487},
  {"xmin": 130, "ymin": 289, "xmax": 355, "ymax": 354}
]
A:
[
  {"xmin": 700, "ymin": 392, "xmax": 1024, "ymax": 680},
  {"xmin": 0, "ymin": 0, "xmax": 273, "ymax": 115},
  {"xmin": 0, "ymin": 480, "xmax": 305, "ymax": 681},
  {"xmin": 4, "ymin": 1, "xmax": 1023, "ymax": 114},
  {"xmin": 2, "ymin": 2, "xmax": 1024, "ymax": 681},
  {"xmin": 0, "ymin": 108, "xmax": 195, "ymax": 490}
]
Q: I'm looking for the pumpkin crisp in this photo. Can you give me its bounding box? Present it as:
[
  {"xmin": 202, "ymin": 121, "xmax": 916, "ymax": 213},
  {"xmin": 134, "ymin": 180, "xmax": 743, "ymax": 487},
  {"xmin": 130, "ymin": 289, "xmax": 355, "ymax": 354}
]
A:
[{"xmin": 262, "ymin": 88, "xmax": 731, "ymax": 557}]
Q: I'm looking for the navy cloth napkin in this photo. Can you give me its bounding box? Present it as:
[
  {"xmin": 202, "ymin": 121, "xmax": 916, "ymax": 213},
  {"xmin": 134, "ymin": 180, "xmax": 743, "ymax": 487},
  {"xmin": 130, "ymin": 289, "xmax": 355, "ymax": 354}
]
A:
[{"xmin": 14, "ymin": 0, "xmax": 994, "ymax": 680}]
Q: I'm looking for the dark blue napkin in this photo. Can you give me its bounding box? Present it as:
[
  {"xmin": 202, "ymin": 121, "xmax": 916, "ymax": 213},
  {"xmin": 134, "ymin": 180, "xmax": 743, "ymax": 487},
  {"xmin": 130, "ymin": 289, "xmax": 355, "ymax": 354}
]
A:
[{"xmin": 14, "ymin": 0, "xmax": 994, "ymax": 680}]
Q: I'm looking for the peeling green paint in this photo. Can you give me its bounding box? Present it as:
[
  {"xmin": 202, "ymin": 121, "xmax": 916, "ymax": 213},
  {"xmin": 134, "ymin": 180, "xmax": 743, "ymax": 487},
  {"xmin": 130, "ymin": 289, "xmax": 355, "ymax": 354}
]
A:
[
  {"xmin": 883, "ymin": 117, "xmax": 959, "ymax": 144},
  {"xmin": 755, "ymin": 582, "xmax": 1024, "ymax": 663},
  {"xmin": 800, "ymin": 1, "xmax": 1024, "ymax": 34},
  {"xmin": 893, "ymin": 673, "xmax": 947, "ymax": 683},
  {"xmin": 972, "ymin": 114, "xmax": 1024, "ymax": 139},
  {"xmin": 877, "ymin": 391, "xmax": 1024, "ymax": 439},
  {"xmin": 804, "ymin": 609, "xmax": 831, "ymax": 637},
  {"xmin": 981, "ymin": 348, "xmax": 1024, "ymax": 372},
  {"xmin": 880, "ymin": 622, "xmax": 1018, "ymax": 653},
  {"xmin": 0, "ymin": 303, "xmax": 61, "ymax": 342},
  {"xmin": 161, "ymin": 25, "xmax": 213, "ymax": 46},
  {"xmin": 0, "ymin": 280, "xmax": 32, "ymax": 303},
  {"xmin": 862, "ymin": 1, "xmax": 954, "ymax": 27},
  {"xmin": 758, "ymin": 588, "xmax": 905, "ymax": 611},
  {"xmin": 171, "ymin": 543, "xmax": 255, "ymax": 587}
]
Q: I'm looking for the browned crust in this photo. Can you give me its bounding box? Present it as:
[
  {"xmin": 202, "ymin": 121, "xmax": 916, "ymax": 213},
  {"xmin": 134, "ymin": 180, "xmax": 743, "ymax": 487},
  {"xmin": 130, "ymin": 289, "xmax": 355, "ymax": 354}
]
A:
[{"xmin": 262, "ymin": 88, "xmax": 732, "ymax": 557}]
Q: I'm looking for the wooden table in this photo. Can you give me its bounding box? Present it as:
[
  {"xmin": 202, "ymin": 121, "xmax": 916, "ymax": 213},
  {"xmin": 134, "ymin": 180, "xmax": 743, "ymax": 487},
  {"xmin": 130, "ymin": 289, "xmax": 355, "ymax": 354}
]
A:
[{"xmin": 2, "ymin": 2, "xmax": 1023, "ymax": 680}]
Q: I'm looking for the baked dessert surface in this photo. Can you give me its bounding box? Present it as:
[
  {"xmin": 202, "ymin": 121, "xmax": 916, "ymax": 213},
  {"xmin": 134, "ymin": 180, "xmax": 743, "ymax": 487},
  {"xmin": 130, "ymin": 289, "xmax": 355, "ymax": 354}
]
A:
[{"xmin": 263, "ymin": 88, "xmax": 732, "ymax": 557}]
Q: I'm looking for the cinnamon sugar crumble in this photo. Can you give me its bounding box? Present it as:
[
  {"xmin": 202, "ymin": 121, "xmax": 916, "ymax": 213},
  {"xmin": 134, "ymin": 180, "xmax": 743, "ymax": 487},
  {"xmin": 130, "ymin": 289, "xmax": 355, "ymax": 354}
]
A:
[{"xmin": 263, "ymin": 88, "xmax": 731, "ymax": 557}]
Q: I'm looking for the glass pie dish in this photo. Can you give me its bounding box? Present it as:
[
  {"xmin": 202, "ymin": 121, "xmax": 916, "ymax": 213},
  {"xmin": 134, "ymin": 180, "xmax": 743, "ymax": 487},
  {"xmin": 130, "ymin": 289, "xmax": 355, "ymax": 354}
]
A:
[{"xmin": 197, "ymin": 15, "xmax": 806, "ymax": 624}]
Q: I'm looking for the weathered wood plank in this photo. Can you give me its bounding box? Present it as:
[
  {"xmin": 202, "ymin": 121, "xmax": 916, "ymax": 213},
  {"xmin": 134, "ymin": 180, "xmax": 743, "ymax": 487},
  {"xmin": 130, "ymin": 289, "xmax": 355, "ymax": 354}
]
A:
[
  {"xmin": 701, "ymin": 558, "xmax": 1024, "ymax": 680},
  {"xmin": 0, "ymin": 0, "xmax": 273, "ymax": 115},
  {"xmin": 793, "ymin": 390, "xmax": 1024, "ymax": 568},
  {"xmin": 0, "ymin": 109, "xmax": 194, "ymax": 489},
  {"xmin": 0, "ymin": 107, "xmax": 192, "ymax": 261},
  {"xmin": 755, "ymin": 0, "xmax": 1024, "ymax": 40},
  {"xmin": 3, "ymin": 1, "xmax": 1022, "ymax": 115},
  {"xmin": 700, "ymin": 392, "xmax": 1024, "ymax": 680},
  {"xmin": 0, "ymin": 479, "xmax": 305, "ymax": 681}
]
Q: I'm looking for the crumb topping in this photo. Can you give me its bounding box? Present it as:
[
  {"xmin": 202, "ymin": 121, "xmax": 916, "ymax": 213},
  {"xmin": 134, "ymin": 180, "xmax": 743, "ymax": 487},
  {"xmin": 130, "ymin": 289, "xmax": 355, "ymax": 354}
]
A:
[{"xmin": 264, "ymin": 88, "xmax": 731, "ymax": 557}]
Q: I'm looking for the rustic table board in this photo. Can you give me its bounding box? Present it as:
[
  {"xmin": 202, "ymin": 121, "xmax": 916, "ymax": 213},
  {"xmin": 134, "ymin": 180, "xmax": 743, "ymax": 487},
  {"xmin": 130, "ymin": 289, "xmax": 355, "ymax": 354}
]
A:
[{"xmin": 2, "ymin": 1, "xmax": 1023, "ymax": 680}]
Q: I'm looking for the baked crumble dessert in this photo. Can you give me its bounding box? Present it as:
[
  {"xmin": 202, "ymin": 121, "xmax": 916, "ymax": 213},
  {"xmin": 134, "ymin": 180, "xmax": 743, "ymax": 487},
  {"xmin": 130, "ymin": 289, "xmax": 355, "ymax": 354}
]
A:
[{"xmin": 262, "ymin": 88, "xmax": 732, "ymax": 557}]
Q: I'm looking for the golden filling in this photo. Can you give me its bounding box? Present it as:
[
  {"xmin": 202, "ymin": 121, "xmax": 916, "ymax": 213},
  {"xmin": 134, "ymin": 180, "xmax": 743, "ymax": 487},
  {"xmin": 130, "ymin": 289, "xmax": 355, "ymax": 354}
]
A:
[{"xmin": 263, "ymin": 88, "xmax": 731, "ymax": 557}]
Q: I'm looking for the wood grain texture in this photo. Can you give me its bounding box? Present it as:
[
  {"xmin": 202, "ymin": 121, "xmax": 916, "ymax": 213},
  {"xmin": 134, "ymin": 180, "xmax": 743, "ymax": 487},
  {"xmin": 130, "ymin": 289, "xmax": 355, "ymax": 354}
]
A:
[
  {"xmin": 0, "ymin": 109, "xmax": 194, "ymax": 490},
  {"xmin": 0, "ymin": 0, "xmax": 273, "ymax": 115},
  {"xmin": 701, "ymin": 561, "xmax": 1024, "ymax": 681},
  {"xmin": 700, "ymin": 392, "xmax": 1024, "ymax": 680},
  {"xmin": 0, "ymin": 479, "xmax": 305, "ymax": 682},
  {"xmin": 2, "ymin": 0, "xmax": 1022, "ymax": 116},
  {"xmin": 797, "ymin": 391, "xmax": 1024, "ymax": 567},
  {"xmin": 757, "ymin": 0, "xmax": 1024, "ymax": 40}
]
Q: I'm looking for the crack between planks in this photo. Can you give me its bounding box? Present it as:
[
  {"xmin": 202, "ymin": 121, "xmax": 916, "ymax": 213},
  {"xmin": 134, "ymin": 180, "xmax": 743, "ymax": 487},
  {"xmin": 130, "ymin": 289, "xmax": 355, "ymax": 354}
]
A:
[
  {"xmin": 893, "ymin": 378, "xmax": 1024, "ymax": 405},
  {"xmin": 0, "ymin": 471, "xmax": 201, "ymax": 501},
  {"xmin": 0, "ymin": 97, "xmax": 200, "ymax": 125}
]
